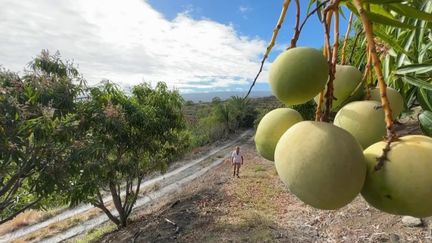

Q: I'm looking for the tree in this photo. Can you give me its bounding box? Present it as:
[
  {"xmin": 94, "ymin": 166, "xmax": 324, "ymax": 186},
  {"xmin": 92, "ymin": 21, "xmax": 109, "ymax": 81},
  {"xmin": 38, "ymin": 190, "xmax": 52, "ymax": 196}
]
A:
[
  {"xmin": 211, "ymin": 96, "xmax": 222, "ymax": 105},
  {"xmin": 0, "ymin": 50, "xmax": 83, "ymax": 223},
  {"xmin": 227, "ymin": 96, "xmax": 257, "ymax": 128},
  {"xmin": 65, "ymin": 81, "xmax": 189, "ymax": 227}
]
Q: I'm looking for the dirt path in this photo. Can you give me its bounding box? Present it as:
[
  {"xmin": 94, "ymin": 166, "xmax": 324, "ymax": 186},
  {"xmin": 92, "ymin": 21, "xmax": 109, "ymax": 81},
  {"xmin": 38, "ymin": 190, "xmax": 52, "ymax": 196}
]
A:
[
  {"xmin": 1, "ymin": 130, "xmax": 252, "ymax": 243},
  {"xmin": 100, "ymin": 134, "xmax": 432, "ymax": 243}
]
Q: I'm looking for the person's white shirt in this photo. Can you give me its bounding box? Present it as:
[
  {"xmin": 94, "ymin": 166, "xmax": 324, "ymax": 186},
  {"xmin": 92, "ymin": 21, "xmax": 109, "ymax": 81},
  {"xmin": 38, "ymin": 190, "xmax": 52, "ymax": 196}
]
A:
[{"xmin": 231, "ymin": 150, "xmax": 243, "ymax": 164}]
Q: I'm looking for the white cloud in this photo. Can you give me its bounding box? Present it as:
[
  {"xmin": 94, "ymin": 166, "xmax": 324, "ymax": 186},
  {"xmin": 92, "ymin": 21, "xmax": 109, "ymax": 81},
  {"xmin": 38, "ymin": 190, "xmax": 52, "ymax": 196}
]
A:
[
  {"xmin": 238, "ymin": 5, "xmax": 252, "ymax": 19},
  {"xmin": 239, "ymin": 6, "xmax": 251, "ymax": 13},
  {"xmin": 0, "ymin": 0, "xmax": 269, "ymax": 92}
]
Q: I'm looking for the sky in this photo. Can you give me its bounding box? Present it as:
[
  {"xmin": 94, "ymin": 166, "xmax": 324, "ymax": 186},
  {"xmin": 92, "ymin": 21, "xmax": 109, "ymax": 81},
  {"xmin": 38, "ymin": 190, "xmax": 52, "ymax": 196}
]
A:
[{"xmin": 0, "ymin": 0, "xmax": 350, "ymax": 94}]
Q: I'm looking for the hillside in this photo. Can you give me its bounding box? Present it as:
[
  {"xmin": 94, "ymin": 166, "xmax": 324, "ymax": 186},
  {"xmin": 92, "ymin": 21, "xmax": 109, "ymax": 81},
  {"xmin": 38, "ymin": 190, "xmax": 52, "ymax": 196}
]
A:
[
  {"xmin": 98, "ymin": 119, "xmax": 431, "ymax": 242},
  {"xmin": 182, "ymin": 95, "xmax": 282, "ymax": 124},
  {"xmin": 181, "ymin": 91, "xmax": 272, "ymax": 103}
]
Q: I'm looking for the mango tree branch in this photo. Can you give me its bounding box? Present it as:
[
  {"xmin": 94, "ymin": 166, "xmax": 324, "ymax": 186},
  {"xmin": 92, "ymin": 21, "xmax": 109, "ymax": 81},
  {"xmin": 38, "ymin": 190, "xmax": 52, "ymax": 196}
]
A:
[
  {"xmin": 299, "ymin": 0, "xmax": 331, "ymax": 40},
  {"xmin": 341, "ymin": 12, "xmax": 354, "ymax": 65},
  {"xmin": 331, "ymin": 5, "xmax": 340, "ymax": 75},
  {"xmin": 353, "ymin": 0, "xmax": 396, "ymax": 171},
  {"xmin": 290, "ymin": 0, "xmax": 301, "ymax": 48},
  {"xmin": 315, "ymin": 90, "xmax": 325, "ymax": 121},
  {"xmin": 349, "ymin": 30, "xmax": 362, "ymax": 64},
  {"xmin": 322, "ymin": 6, "xmax": 334, "ymax": 122},
  {"xmin": 363, "ymin": 47, "xmax": 373, "ymax": 100},
  {"xmin": 244, "ymin": 0, "xmax": 291, "ymax": 99}
]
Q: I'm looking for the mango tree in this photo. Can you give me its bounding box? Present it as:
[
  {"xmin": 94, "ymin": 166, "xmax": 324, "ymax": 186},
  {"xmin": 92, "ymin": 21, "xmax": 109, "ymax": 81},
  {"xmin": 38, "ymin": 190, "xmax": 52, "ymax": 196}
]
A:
[
  {"xmin": 65, "ymin": 81, "xmax": 189, "ymax": 227},
  {"xmin": 0, "ymin": 51, "xmax": 83, "ymax": 223}
]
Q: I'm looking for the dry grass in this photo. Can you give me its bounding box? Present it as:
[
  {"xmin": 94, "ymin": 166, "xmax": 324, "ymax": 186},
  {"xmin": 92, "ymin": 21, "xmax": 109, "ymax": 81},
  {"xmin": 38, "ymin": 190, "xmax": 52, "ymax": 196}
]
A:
[
  {"xmin": 12, "ymin": 207, "xmax": 104, "ymax": 243},
  {"xmin": 0, "ymin": 210, "xmax": 42, "ymax": 235},
  {"xmin": 72, "ymin": 222, "xmax": 117, "ymax": 243}
]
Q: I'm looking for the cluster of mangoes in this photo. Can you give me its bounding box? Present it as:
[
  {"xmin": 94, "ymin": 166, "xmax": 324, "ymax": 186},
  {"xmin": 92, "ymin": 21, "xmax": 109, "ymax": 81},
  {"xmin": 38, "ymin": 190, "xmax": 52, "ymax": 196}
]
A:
[{"xmin": 255, "ymin": 47, "xmax": 432, "ymax": 217}]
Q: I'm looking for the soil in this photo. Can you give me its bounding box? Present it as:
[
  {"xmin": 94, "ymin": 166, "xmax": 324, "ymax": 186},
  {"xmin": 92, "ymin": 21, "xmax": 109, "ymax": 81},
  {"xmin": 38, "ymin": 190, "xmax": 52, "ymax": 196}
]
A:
[{"xmin": 99, "ymin": 121, "xmax": 432, "ymax": 243}]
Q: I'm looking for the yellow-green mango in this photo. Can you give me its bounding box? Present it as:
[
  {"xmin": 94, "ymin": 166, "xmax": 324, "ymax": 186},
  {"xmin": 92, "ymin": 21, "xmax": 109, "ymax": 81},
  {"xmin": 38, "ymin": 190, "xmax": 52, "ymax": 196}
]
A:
[
  {"xmin": 362, "ymin": 135, "xmax": 432, "ymax": 217},
  {"xmin": 255, "ymin": 108, "xmax": 303, "ymax": 161},
  {"xmin": 269, "ymin": 47, "xmax": 329, "ymax": 105},
  {"xmin": 369, "ymin": 87, "xmax": 404, "ymax": 120},
  {"xmin": 274, "ymin": 121, "xmax": 366, "ymax": 210},
  {"xmin": 315, "ymin": 65, "xmax": 364, "ymax": 111},
  {"xmin": 334, "ymin": 101, "xmax": 386, "ymax": 149}
]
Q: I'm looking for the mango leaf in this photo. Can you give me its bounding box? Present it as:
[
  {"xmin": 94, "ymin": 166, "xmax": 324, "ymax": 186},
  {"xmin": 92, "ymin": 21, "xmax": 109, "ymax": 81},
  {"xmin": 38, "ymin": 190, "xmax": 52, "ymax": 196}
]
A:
[
  {"xmin": 365, "ymin": 11, "xmax": 415, "ymax": 29},
  {"xmin": 405, "ymin": 86, "xmax": 418, "ymax": 109},
  {"xmin": 374, "ymin": 29, "xmax": 413, "ymax": 58},
  {"xmin": 388, "ymin": 3, "xmax": 432, "ymax": 21},
  {"xmin": 417, "ymin": 88, "xmax": 432, "ymax": 111},
  {"xmin": 402, "ymin": 76, "xmax": 432, "ymax": 91},
  {"xmin": 395, "ymin": 64, "xmax": 432, "ymax": 75},
  {"xmin": 419, "ymin": 110, "xmax": 432, "ymax": 136},
  {"xmin": 306, "ymin": 0, "xmax": 316, "ymax": 14},
  {"xmin": 369, "ymin": 4, "xmax": 395, "ymax": 19},
  {"xmin": 345, "ymin": 2, "xmax": 358, "ymax": 16}
]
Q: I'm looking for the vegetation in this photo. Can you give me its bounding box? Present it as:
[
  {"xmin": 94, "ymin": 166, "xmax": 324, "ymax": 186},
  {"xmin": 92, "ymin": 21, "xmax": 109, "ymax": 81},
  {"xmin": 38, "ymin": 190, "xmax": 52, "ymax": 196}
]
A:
[
  {"xmin": 64, "ymin": 81, "xmax": 189, "ymax": 227},
  {"xmin": 1, "ymin": 0, "xmax": 432, "ymax": 240},
  {"xmin": 0, "ymin": 51, "xmax": 84, "ymax": 223},
  {"xmin": 184, "ymin": 96, "xmax": 258, "ymax": 147},
  {"xmin": 0, "ymin": 51, "xmax": 190, "ymax": 227}
]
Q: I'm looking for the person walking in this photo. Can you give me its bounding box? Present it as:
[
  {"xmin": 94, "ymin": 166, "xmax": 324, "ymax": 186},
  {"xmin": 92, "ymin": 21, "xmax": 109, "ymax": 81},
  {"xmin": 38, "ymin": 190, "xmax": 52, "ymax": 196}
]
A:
[{"xmin": 231, "ymin": 146, "xmax": 244, "ymax": 178}]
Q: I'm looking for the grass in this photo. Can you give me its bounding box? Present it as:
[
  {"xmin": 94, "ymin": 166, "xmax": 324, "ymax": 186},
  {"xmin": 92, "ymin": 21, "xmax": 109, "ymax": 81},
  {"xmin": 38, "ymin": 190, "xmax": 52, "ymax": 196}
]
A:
[
  {"xmin": 12, "ymin": 207, "xmax": 105, "ymax": 243},
  {"xmin": 186, "ymin": 149, "xmax": 285, "ymax": 242},
  {"xmin": 254, "ymin": 165, "xmax": 266, "ymax": 172},
  {"xmin": 72, "ymin": 222, "xmax": 117, "ymax": 243},
  {"xmin": 0, "ymin": 210, "xmax": 42, "ymax": 235},
  {"xmin": 0, "ymin": 207, "xmax": 67, "ymax": 236}
]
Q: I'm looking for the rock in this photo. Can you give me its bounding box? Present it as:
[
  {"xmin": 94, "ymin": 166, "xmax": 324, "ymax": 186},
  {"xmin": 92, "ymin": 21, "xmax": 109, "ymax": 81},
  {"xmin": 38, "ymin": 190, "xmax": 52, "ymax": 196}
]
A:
[
  {"xmin": 389, "ymin": 233, "xmax": 400, "ymax": 243},
  {"xmin": 402, "ymin": 216, "xmax": 423, "ymax": 227}
]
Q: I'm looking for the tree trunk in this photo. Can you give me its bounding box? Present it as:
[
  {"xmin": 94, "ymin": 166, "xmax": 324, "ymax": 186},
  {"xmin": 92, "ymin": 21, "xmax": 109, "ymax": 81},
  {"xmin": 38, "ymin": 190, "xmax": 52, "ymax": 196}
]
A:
[{"xmin": 109, "ymin": 181, "xmax": 128, "ymax": 227}]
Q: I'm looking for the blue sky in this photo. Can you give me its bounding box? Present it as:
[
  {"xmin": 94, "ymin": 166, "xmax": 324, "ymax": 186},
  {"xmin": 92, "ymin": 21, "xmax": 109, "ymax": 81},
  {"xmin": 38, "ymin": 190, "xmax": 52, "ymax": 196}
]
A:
[
  {"xmin": 0, "ymin": 0, "xmax": 350, "ymax": 94},
  {"xmin": 149, "ymin": 0, "xmax": 349, "ymax": 49}
]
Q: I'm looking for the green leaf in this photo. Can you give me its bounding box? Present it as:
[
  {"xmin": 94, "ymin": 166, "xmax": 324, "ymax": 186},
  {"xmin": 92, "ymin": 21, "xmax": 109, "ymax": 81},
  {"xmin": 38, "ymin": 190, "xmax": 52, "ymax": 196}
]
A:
[
  {"xmin": 369, "ymin": 4, "xmax": 395, "ymax": 19},
  {"xmin": 402, "ymin": 76, "xmax": 432, "ymax": 91},
  {"xmin": 345, "ymin": 2, "xmax": 358, "ymax": 16},
  {"xmin": 388, "ymin": 3, "xmax": 432, "ymax": 21},
  {"xmin": 417, "ymin": 88, "xmax": 432, "ymax": 111},
  {"xmin": 374, "ymin": 29, "xmax": 413, "ymax": 58},
  {"xmin": 306, "ymin": 0, "xmax": 316, "ymax": 14},
  {"xmin": 365, "ymin": 11, "xmax": 415, "ymax": 29},
  {"xmin": 419, "ymin": 110, "xmax": 432, "ymax": 137},
  {"xmin": 395, "ymin": 64, "xmax": 432, "ymax": 75}
]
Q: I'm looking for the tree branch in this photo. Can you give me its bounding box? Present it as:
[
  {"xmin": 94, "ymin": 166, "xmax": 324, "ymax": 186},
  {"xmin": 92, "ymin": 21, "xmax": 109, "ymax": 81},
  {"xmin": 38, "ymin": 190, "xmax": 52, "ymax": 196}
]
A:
[
  {"xmin": 341, "ymin": 12, "xmax": 354, "ymax": 65},
  {"xmin": 244, "ymin": 0, "xmax": 291, "ymax": 99},
  {"xmin": 322, "ymin": 5, "xmax": 334, "ymax": 121},
  {"xmin": 290, "ymin": 0, "xmax": 301, "ymax": 48},
  {"xmin": 0, "ymin": 197, "xmax": 42, "ymax": 224},
  {"xmin": 353, "ymin": 0, "xmax": 396, "ymax": 170}
]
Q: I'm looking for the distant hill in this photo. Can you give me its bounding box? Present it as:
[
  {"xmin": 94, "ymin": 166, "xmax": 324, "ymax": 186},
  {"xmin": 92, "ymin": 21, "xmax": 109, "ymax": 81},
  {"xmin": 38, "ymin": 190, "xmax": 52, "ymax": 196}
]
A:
[{"xmin": 181, "ymin": 90, "xmax": 272, "ymax": 102}]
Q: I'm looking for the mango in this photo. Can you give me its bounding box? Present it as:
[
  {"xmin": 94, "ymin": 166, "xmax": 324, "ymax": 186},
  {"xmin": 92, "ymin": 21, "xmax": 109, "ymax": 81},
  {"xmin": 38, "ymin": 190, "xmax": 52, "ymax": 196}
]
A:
[
  {"xmin": 369, "ymin": 87, "xmax": 404, "ymax": 120},
  {"xmin": 315, "ymin": 65, "xmax": 364, "ymax": 111},
  {"xmin": 255, "ymin": 108, "xmax": 303, "ymax": 161},
  {"xmin": 334, "ymin": 101, "xmax": 386, "ymax": 148},
  {"xmin": 274, "ymin": 121, "xmax": 366, "ymax": 210},
  {"xmin": 362, "ymin": 135, "xmax": 432, "ymax": 217},
  {"xmin": 269, "ymin": 47, "xmax": 329, "ymax": 105}
]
